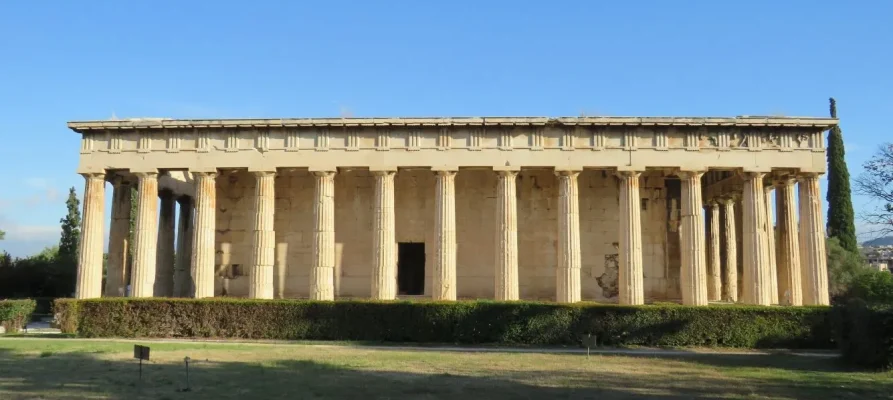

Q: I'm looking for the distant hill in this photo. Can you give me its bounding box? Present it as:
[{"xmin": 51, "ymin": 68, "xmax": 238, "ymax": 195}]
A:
[{"xmin": 863, "ymin": 236, "xmax": 893, "ymax": 247}]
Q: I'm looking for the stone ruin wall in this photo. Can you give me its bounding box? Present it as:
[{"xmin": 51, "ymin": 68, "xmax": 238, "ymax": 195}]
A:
[{"xmin": 212, "ymin": 168, "xmax": 679, "ymax": 301}]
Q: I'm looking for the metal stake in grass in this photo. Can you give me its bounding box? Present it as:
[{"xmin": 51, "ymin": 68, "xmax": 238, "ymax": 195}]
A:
[
  {"xmin": 182, "ymin": 356, "xmax": 192, "ymax": 392},
  {"xmin": 582, "ymin": 334, "xmax": 597, "ymax": 358}
]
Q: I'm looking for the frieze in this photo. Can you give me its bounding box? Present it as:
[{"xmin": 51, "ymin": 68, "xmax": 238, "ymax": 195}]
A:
[{"xmin": 81, "ymin": 126, "xmax": 824, "ymax": 155}]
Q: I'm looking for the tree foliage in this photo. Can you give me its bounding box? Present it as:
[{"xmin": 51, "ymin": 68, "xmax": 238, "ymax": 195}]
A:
[
  {"xmin": 826, "ymin": 98, "xmax": 859, "ymax": 252},
  {"xmin": 58, "ymin": 187, "xmax": 81, "ymax": 263},
  {"xmin": 855, "ymin": 142, "xmax": 893, "ymax": 237},
  {"xmin": 827, "ymin": 237, "xmax": 866, "ymax": 297},
  {"xmin": 0, "ymin": 229, "xmax": 5, "ymax": 240}
]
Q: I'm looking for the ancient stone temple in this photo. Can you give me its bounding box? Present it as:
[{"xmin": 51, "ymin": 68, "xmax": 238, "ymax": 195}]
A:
[{"xmin": 68, "ymin": 116, "xmax": 835, "ymax": 306}]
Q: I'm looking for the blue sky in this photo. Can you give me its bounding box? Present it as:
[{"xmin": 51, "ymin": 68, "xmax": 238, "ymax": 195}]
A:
[{"xmin": 0, "ymin": 1, "xmax": 890, "ymax": 257}]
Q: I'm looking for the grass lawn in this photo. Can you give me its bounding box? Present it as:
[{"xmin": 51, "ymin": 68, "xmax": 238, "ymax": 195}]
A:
[{"xmin": 0, "ymin": 339, "xmax": 891, "ymax": 399}]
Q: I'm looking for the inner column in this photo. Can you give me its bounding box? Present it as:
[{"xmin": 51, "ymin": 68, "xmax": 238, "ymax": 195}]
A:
[
  {"xmin": 555, "ymin": 170, "xmax": 581, "ymax": 304},
  {"xmin": 131, "ymin": 172, "xmax": 159, "ymax": 298},
  {"xmin": 432, "ymin": 169, "xmax": 457, "ymax": 301},
  {"xmin": 678, "ymin": 171, "xmax": 707, "ymax": 306}
]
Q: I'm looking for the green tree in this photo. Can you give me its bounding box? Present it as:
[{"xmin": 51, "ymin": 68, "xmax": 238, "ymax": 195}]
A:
[
  {"xmin": 0, "ymin": 229, "xmax": 5, "ymax": 240},
  {"xmin": 58, "ymin": 187, "xmax": 81, "ymax": 263},
  {"xmin": 826, "ymin": 237, "xmax": 866, "ymax": 297},
  {"xmin": 826, "ymin": 98, "xmax": 859, "ymax": 252}
]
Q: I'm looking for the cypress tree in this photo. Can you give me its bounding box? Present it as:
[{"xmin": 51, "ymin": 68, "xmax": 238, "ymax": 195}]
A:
[
  {"xmin": 58, "ymin": 187, "xmax": 81, "ymax": 263},
  {"xmin": 826, "ymin": 98, "xmax": 859, "ymax": 252}
]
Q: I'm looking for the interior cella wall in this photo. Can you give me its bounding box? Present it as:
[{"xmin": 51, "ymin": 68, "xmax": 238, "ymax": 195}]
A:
[{"xmin": 212, "ymin": 169, "xmax": 680, "ymax": 301}]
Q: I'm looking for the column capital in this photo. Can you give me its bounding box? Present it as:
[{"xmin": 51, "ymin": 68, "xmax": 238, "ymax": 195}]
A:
[
  {"xmin": 191, "ymin": 171, "xmax": 217, "ymax": 179},
  {"xmin": 133, "ymin": 171, "xmax": 158, "ymax": 179},
  {"xmin": 252, "ymin": 170, "xmax": 276, "ymax": 178},
  {"xmin": 105, "ymin": 173, "xmax": 132, "ymax": 187},
  {"xmin": 676, "ymin": 170, "xmax": 705, "ymax": 179},
  {"xmin": 741, "ymin": 171, "xmax": 765, "ymax": 180},
  {"xmin": 311, "ymin": 170, "xmax": 337, "ymax": 178},
  {"xmin": 369, "ymin": 167, "xmax": 398, "ymax": 173},
  {"xmin": 554, "ymin": 169, "xmax": 581, "ymax": 178},
  {"xmin": 371, "ymin": 170, "xmax": 397, "ymax": 177},
  {"xmin": 798, "ymin": 172, "xmax": 822, "ymax": 180},
  {"xmin": 773, "ymin": 176, "xmax": 798, "ymax": 186},
  {"xmin": 433, "ymin": 169, "xmax": 458, "ymax": 177},
  {"xmin": 495, "ymin": 169, "xmax": 519, "ymax": 178},
  {"xmin": 615, "ymin": 170, "xmax": 642, "ymax": 179},
  {"xmin": 80, "ymin": 172, "xmax": 106, "ymax": 181}
]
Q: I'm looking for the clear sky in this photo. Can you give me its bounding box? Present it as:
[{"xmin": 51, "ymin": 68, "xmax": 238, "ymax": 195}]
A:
[{"xmin": 0, "ymin": 1, "xmax": 890, "ymax": 257}]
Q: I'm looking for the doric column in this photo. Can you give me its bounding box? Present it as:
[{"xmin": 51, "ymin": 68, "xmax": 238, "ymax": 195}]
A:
[
  {"xmin": 191, "ymin": 172, "xmax": 216, "ymax": 298},
  {"xmin": 764, "ymin": 186, "xmax": 779, "ymax": 304},
  {"xmin": 311, "ymin": 170, "xmax": 336, "ymax": 301},
  {"xmin": 75, "ymin": 172, "xmax": 105, "ymax": 299},
  {"xmin": 555, "ymin": 170, "xmax": 581, "ymax": 303},
  {"xmin": 104, "ymin": 177, "xmax": 131, "ymax": 297},
  {"xmin": 173, "ymin": 196, "xmax": 193, "ymax": 297},
  {"xmin": 742, "ymin": 172, "xmax": 772, "ymax": 305},
  {"xmin": 495, "ymin": 169, "xmax": 519, "ymax": 301},
  {"xmin": 371, "ymin": 170, "xmax": 397, "ymax": 300},
  {"xmin": 617, "ymin": 171, "xmax": 644, "ymax": 305},
  {"xmin": 154, "ymin": 190, "xmax": 176, "ymax": 297},
  {"xmin": 776, "ymin": 178, "xmax": 802, "ymax": 305},
  {"xmin": 707, "ymin": 201, "xmax": 722, "ymax": 302},
  {"xmin": 433, "ymin": 169, "xmax": 458, "ymax": 301},
  {"xmin": 678, "ymin": 171, "xmax": 707, "ymax": 306},
  {"xmin": 249, "ymin": 171, "xmax": 276, "ymax": 299},
  {"xmin": 721, "ymin": 197, "xmax": 738, "ymax": 302},
  {"xmin": 130, "ymin": 172, "xmax": 159, "ymax": 298},
  {"xmin": 799, "ymin": 173, "xmax": 830, "ymax": 305}
]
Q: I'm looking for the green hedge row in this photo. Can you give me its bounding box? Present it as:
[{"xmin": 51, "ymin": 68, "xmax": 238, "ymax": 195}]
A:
[
  {"xmin": 53, "ymin": 298, "xmax": 834, "ymax": 349},
  {"xmin": 833, "ymin": 300, "xmax": 893, "ymax": 370},
  {"xmin": 0, "ymin": 299, "xmax": 36, "ymax": 333}
]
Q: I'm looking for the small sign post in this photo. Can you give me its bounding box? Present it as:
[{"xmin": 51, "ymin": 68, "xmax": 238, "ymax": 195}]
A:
[
  {"xmin": 133, "ymin": 345, "xmax": 150, "ymax": 380},
  {"xmin": 582, "ymin": 334, "xmax": 597, "ymax": 358}
]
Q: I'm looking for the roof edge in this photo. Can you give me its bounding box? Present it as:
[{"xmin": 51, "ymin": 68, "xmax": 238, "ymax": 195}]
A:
[{"xmin": 67, "ymin": 116, "xmax": 839, "ymax": 133}]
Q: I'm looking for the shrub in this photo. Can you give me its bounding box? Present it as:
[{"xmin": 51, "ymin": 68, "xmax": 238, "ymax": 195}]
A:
[
  {"xmin": 0, "ymin": 299, "xmax": 37, "ymax": 333},
  {"xmin": 53, "ymin": 298, "xmax": 833, "ymax": 349},
  {"xmin": 841, "ymin": 269, "xmax": 893, "ymax": 304},
  {"xmin": 833, "ymin": 299, "xmax": 893, "ymax": 370}
]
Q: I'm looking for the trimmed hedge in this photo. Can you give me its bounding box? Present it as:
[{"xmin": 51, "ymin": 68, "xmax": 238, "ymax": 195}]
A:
[
  {"xmin": 0, "ymin": 299, "xmax": 36, "ymax": 333},
  {"xmin": 54, "ymin": 298, "xmax": 833, "ymax": 349},
  {"xmin": 833, "ymin": 299, "xmax": 893, "ymax": 370}
]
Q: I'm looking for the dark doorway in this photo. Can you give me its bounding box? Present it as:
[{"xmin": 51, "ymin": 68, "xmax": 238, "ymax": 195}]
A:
[{"xmin": 398, "ymin": 242, "xmax": 425, "ymax": 295}]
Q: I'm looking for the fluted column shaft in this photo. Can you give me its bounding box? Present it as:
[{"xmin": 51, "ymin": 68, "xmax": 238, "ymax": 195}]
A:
[
  {"xmin": 721, "ymin": 198, "xmax": 739, "ymax": 302},
  {"xmin": 191, "ymin": 172, "xmax": 216, "ymax": 298},
  {"xmin": 799, "ymin": 174, "xmax": 830, "ymax": 305},
  {"xmin": 131, "ymin": 172, "xmax": 159, "ymax": 298},
  {"xmin": 776, "ymin": 179, "xmax": 802, "ymax": 305},
  {"xmin": 556, "ymin": 170, "xmax": 582, "ymax": 303},
  {"xmin": 249, "ymin": 171, "xmax": 276, "ymax": 299},
  {"xmin": 495, "ymin": 170, "xmax": 519, "ymax": 301},
  {"xmin": 707, "ymin": 202, "xmax": 722, "ymax": 302},
  {"xmin": 433, "ymin": 170, "xmax": 458, "ymax": 301},
  {"xmin": 75, "ymin": 173, "xmax": 105, "ymax": 299},
  {"xmin": 765, "ymin": 187, "xmax": 779, "ymax": 304},
  {"xmin": 154, "ymin": 190, "xmax": 176, "ymax": 297},
  {"xmin": 104, "ymin": 178, "xmax": 131, "ymax": 297},
  {"xmin": 679, "ymin": 171, "xmax": 707, "ymax": 306},
  {"xmin": 742, "ymin": 172, "xmax": 772, "ymax": 305},
  {"xmin": 311, "ymin": 171, "xmax": 336, "ymax": 301},
  {"xmin": 173, "ymin": 196, "xmax": 193, "ymax": 297},
  {"xmin": 618, "ymin": 171, "xmax": 644, "ymax": 305},
  {"xmin": 371, "ymin": 170, "xmax": 397, "ymax": 300}
]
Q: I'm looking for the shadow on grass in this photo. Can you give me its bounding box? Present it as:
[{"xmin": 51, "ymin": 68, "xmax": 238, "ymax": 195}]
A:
[{"xmin": 0, "ymin": 345, "xmax": 891, "ymax": 400}]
